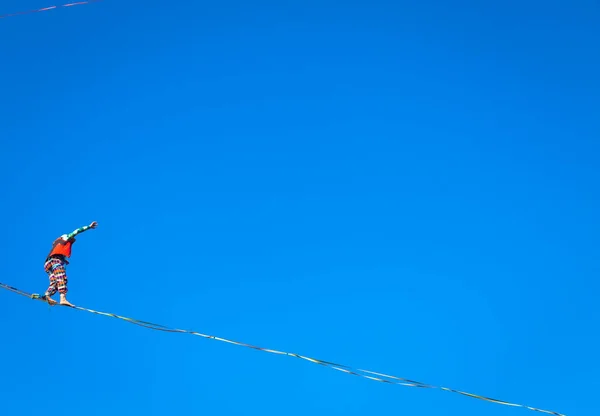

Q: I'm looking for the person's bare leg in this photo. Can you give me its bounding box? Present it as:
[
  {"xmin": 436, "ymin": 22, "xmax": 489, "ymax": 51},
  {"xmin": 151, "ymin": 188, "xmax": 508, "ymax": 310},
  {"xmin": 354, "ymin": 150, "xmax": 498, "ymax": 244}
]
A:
[
  {"xmin": 56, "ymin": 270, "xmax": 73, "ymax": 307},
  {"xmin": 44, "ymin": 277, "xmax": 58, "ymax": 306},
  {"xmin": 44, "ymin": 293, "xmax": 58, "ymax": 305},
  {"xmin": 59, "ymin": 293, "xmax": 74, "ymax": 307}
]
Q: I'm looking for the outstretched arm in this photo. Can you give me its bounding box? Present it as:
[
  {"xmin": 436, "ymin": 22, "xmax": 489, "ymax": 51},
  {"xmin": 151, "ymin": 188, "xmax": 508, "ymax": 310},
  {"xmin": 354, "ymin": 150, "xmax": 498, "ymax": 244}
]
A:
[{"xmin": 61, "ymin": 221, "xmax": 98, "ymax": 240}]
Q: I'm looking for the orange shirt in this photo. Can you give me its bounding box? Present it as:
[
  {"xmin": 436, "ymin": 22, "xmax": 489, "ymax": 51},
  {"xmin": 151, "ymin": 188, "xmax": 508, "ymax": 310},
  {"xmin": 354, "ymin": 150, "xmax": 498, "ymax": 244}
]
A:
[
  {"xmin": 45, "ymin": 224, "xmax": 92, "ymax": 260},
  {"xmin": 47, "ymin": 238, "xmax": 75, "ymax": 258}
]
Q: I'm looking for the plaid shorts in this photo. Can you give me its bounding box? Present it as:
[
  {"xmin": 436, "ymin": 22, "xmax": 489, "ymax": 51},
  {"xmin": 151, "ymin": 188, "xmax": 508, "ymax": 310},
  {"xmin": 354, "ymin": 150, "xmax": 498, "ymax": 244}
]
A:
[{"xmin": 44, "ymin": 256, "xmax": 68, "ymax": 295}]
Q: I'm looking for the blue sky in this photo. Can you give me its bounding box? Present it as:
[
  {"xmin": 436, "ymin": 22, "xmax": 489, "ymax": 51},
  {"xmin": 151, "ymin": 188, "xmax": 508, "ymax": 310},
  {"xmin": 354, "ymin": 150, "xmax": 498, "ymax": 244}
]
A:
[{"xmin": 1, "ymin": 1, "xmax": 598, "ymax": 415}]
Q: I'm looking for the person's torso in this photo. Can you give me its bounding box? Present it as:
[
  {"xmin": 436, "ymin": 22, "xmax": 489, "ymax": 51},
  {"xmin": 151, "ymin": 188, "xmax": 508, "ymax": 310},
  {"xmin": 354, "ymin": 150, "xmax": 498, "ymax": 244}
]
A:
[{"xmin": 47, "ymin": 237, "xmax": 75, "ymax": 259}]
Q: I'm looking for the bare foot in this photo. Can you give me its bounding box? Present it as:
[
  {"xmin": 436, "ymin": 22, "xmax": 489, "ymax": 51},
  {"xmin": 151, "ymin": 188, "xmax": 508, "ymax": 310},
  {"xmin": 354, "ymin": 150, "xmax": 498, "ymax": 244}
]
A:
[
  {"xmin": 59, "ymin": 296, "xmax": 74, "ymax": 307},
  {"xmin": 45, "ymin": 296, "xmax": 58, "ymax": 306}
]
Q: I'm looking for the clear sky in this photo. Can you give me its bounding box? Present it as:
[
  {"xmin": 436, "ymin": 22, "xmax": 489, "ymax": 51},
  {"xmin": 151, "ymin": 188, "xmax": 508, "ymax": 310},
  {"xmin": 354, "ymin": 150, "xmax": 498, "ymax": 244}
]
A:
[{"xmin": 1, "ymin": 1, "xmax": 598, "ymax": 415}]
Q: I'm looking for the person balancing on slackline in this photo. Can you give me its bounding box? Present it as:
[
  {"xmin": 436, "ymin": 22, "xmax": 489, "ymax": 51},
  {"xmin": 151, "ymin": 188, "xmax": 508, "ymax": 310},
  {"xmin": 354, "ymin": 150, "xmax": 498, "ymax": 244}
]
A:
[{"xmin": 37, "ymin": 221, "xmax": 98, "ymax": 307}]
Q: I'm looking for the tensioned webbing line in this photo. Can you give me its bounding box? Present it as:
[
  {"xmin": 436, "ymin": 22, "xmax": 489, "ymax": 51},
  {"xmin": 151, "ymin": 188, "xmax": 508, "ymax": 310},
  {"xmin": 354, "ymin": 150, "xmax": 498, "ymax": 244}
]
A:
[
  {"xmin": 0, "ymin": 1, "xmax": 101, "ymax": 19},
  {"xmin": 0, "ymin": 282, "xmax": 565, "ymax": 416}
]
